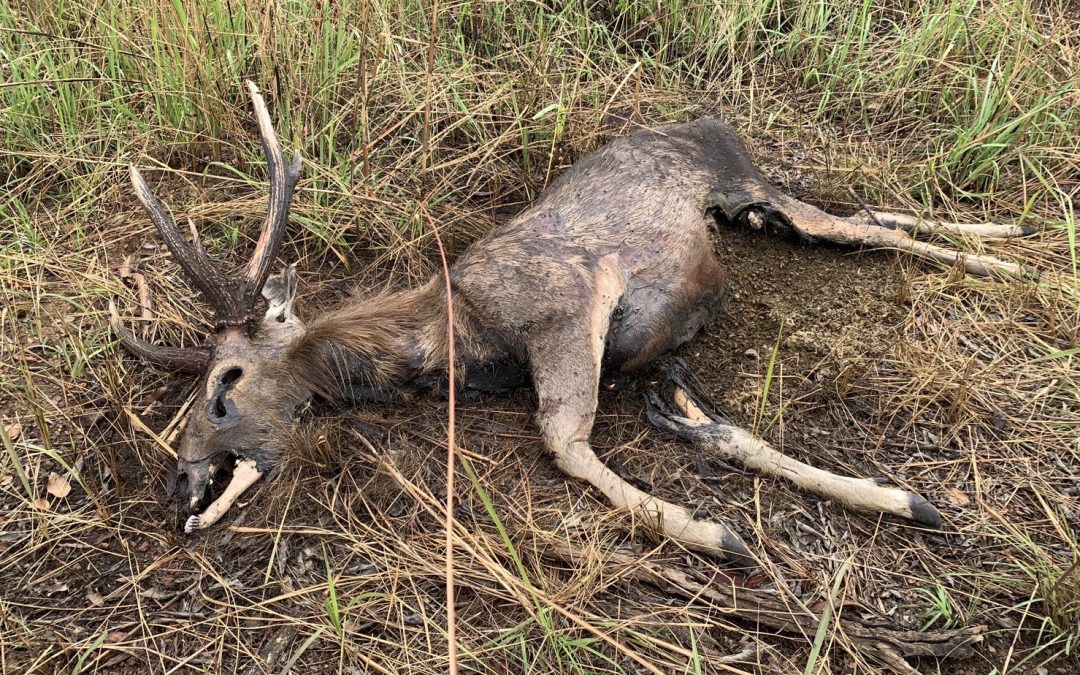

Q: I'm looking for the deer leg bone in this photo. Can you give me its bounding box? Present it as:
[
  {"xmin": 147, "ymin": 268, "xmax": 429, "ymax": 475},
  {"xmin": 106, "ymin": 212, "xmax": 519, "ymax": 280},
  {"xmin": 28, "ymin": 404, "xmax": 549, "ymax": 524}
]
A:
[
  {"xmin": 184, "ymin": 458, "xmax": 263, "ymax": 533},
  {"xmin": 848, "ymin": 211, "xmax": 1035, "ymax": 240},
  {"xmin": 554, "ymin": 438, "xmax": 755, "ymax": 564},
  {"xmin": 646, "ymin": 361, "xmax": 942, "ymax": 528},
  {"xmin": 860, "ymin": 223, "xmax": 1034, "ymax": 278},
  {"xmin": 759, "ymin": 194, "xmax": 1038, "ymax": 279},
  {"xmin": 858, "ymin": 223, "xmax": 1032, "ymax": 278}
]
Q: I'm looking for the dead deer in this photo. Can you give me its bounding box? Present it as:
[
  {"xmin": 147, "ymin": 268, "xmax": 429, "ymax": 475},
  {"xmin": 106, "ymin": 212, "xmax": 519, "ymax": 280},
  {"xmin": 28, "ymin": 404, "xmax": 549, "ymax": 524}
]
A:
[{"xmin": 113, "ymin": 82, "xmax": 1032, "ymax": 562}]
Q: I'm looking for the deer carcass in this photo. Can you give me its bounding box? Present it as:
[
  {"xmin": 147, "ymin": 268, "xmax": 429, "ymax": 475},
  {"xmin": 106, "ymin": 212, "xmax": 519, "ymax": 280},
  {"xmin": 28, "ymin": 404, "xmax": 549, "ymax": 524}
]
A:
[{"xmin": 113, "ymin": 82, "xmax": 1031, "ymax": 562}]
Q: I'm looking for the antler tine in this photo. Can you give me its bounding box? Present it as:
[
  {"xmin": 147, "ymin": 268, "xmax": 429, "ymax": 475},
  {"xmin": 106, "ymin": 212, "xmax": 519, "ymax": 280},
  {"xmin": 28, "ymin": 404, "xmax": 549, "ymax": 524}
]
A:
[
  {"xmin": 128, "ymin": 82, "xmax": 300, "ymax": 331},
  {"xmin": 109, "ymin": 300, "xmax": 211, "ymax": 374},
  {"xmin": 128, "ymin": 165, "xmax": 243, "ymax": 321},
  {"xmin": 236, "ymin": 81, "xmax": 302, "ymax": 317}
]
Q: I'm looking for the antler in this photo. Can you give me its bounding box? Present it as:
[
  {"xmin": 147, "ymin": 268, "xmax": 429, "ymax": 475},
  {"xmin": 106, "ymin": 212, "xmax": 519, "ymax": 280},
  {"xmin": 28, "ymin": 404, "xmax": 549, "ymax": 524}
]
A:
[
  {"xmin": 128, "ymin": 166, "xmax": 236, "ymax": 320},
  {"xmin": 108, "ymin": 301, "xmax": 211, "ymax": 373},
  {"xmin": 236, "ymin": 81, "xmax": 303, "ymax": 320},
  {"xmin": 127, "ymin": 81, "xmax": 302, "ymax": 330},
  {"xmin": 114, "ymin": 82, "xmax": 301, "ymax": 373}
]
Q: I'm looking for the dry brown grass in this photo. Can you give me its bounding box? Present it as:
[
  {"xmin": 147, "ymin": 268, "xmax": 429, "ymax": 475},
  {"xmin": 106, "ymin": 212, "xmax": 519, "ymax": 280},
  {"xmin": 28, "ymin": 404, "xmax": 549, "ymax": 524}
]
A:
[{"xmin": 2, "ymin": 1, "xmax": 1079, "ymax": 673}]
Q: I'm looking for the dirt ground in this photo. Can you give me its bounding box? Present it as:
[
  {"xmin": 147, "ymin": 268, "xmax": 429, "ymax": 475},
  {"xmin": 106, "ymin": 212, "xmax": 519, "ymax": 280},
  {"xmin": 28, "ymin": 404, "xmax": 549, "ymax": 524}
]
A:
[{"xmin": 1, "ymin": 146, "xmax": 1078, "ymax": 673}]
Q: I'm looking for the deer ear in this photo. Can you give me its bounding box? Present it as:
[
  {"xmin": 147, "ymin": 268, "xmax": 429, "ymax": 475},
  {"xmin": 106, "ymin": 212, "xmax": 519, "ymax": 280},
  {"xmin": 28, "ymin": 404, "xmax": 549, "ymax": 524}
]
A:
[{"xmin": 261, "ymin": 264, "xmax": 299, "ymax": 325}]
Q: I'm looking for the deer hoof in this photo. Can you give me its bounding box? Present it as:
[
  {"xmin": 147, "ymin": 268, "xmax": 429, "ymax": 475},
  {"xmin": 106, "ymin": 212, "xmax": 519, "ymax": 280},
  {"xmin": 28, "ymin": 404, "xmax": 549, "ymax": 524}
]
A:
[
  {"xmin": 908, "ymin": 494, "xmax": 943, "ymax": 529},
  {"xmin": 719, "ymin": 531, "xmax": 755, "ymax": 569}
]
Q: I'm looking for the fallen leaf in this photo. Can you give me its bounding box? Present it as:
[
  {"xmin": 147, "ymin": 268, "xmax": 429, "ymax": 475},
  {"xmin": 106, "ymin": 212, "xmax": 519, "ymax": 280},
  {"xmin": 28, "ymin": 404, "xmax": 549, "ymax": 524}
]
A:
[
  {"xmin": 3, "ymin": 423, "xmax": 21, "ymax": 442},
  {"xmin": 46, "ymin": 472, "xmax": 71, "ymax": 499},
  {"xmin": 141, "ymin": 587, "xmax": 172, "ymax": 600},
  {"xmin": 88, "ymin": 590, "xmax": 105, "ymax": 606},
  {"xmin": 739, "ymin": 573, "xmax": 772, "ymax": 590},
  {"xmin": 945, "ymin": 488, "xmax": 971, "ymax": 507},
  {"xmin": 562, "ymin": 512, "xmax": 590, "ymax": 530},
  {"xmin": 107, "ymin": 629, "xmax": 131, "ymax": 643},
  {"xmin": 32, "ymin": 497, "xmax": 50, "ymax": 511},
  {"xmin": 44, "ymin": 582, "xmax": 69, "ymax": 596}
]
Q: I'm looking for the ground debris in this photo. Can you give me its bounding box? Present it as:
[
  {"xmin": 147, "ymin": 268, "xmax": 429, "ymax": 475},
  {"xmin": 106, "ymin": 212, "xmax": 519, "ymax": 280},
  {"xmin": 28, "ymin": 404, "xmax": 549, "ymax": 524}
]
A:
[{"xmin": 546, "ymin": 539, "xmax": 985, "ymax": 670}]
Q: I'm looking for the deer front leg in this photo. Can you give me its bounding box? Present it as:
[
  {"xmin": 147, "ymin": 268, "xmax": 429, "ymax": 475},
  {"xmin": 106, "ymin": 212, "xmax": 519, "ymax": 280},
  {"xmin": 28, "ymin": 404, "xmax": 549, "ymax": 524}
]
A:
[
  {"xmin": 526, "ymin": 258, "xmax": 752, "ymax": 564},
  {"xmin": 647, "ymin": 361, "xmax": 942, "ymax": 528}
]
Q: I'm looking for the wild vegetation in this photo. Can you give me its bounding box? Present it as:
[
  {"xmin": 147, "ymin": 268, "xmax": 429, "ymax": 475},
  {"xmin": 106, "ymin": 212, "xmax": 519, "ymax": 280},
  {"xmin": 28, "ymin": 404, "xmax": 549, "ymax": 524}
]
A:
[{"xmin": 1, "ymin": 0, "xmax": 1077, "ymax": 673}]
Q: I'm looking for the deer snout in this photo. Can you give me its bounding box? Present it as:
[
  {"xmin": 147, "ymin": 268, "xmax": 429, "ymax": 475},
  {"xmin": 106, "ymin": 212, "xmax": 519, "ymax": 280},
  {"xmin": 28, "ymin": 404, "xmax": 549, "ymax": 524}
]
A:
[{"xmin": 176, "ymin": 457, "xmax": 214, "ymax": 512}]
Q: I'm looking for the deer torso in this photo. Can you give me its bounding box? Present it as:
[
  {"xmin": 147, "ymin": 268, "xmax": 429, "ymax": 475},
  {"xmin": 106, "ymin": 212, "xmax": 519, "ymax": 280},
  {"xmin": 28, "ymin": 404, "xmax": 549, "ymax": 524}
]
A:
[
  {"xmin": 297, "ymin": 119, "xmax": 786, "ymax": 405},
  {"xmin": 450, "ymin": 118, "xmax": 772, "ymax": 381}
]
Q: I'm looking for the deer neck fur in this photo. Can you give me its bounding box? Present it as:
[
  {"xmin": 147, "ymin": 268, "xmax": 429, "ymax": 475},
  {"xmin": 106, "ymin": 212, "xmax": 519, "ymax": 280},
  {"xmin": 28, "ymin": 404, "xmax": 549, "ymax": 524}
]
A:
[{"xmin": 285, "ymin": 278, "xmax": 506, "ymax": 401}]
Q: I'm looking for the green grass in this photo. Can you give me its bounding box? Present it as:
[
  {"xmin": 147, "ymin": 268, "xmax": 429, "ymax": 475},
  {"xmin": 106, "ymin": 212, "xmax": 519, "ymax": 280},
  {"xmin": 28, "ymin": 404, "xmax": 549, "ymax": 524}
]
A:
[
  {"xmin": 1, "ymin": 1, "xmax": 1078, "ymax": 674},
  {"xmin": 3, "ymin": 1, "xmax": 1078, "ymax": 251},
  {"xmin": 918, "ymin": 583, "xmax": 965, "ymax": 631}
]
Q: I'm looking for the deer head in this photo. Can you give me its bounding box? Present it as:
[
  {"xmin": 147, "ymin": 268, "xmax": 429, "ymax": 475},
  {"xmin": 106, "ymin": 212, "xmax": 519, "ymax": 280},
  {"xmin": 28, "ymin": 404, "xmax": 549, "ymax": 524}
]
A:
[{"xmin": 112, "ymin": 82, "xmax": 305, "ymax": 532}]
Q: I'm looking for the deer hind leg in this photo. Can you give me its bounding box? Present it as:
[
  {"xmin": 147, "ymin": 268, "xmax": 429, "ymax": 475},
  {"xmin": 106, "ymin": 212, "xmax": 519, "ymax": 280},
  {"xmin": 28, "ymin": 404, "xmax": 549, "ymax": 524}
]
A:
[
  {"xmin": 647, "ymin": 360, "xmax": 942, "ymax": 528},
  {"xmin": 751, "ymin": 192, "xmax": 1037, "ymax": 279},
  {"xmin": 847, "ymin": 211, "xmax": 1035, "ymax": 240},
  {"xmin": 527, "ymin": 256, "xmax": 752, "ymax": 564}
]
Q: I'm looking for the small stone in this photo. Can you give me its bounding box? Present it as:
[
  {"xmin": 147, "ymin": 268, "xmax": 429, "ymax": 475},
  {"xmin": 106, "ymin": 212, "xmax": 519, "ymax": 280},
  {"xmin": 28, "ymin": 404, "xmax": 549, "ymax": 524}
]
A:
[{"xmin": 744, "ymin": 349, "xmax": 758, "ymax": 358}]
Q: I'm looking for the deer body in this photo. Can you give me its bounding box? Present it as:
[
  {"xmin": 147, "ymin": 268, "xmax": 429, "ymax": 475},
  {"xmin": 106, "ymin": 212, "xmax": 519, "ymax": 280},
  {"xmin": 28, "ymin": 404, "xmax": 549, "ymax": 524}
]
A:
[
  {"xmin": 299, "ymin": 119, "xmax": 740, "ymax": 400},
  {"xmin": 452, "ymin": 119, "xmax": 736, "ymax": 376},
  {"xmin": 116, "ymin": 84, "xmax": 1030, "ymax": 558}
]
